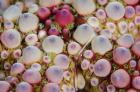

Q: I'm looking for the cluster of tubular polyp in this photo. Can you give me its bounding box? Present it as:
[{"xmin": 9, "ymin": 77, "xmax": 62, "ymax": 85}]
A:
[{"xmin": 0, "ymin": 0, "xmax": 140, "ymax": 92}]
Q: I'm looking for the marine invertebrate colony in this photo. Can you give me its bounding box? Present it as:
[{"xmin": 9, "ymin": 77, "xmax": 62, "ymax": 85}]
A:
[{"xmin": 0, "ymin": 0, "xmax": 140, "ymax": 92}]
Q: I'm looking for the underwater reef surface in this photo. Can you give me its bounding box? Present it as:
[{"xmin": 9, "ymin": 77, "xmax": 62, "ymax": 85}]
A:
[{"xmin": 0, "ymin": 0, "xmax": 140, "ymax": 92}]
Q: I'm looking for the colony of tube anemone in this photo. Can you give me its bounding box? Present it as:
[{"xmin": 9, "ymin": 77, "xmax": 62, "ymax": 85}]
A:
[{"xmin": 0, "ymin": 0, "xmax": 140, "ymax": 92}]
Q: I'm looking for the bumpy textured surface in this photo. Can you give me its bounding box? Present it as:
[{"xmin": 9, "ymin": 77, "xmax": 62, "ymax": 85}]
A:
[{"xmin": 0, "ymin": 0, "xmax": 140, "ymax": 92}]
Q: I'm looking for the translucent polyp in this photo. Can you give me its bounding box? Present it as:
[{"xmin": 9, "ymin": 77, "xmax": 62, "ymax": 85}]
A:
[
  {"xmin": 105, "ymin": 2, "xmax": 125, "ymax": 20},
  {"xmin": 124, "ymin": 0, "xmax": 139, "ymax": 5},
  {"xmin": 0, "ymin": 81, "xmax": 10, "ymax": 92},
  {"xmin": 0, "ymin": 0, "xmax": 9, "ymax": 14},
  {"xmin": 91, "ymin": 35, "xmax": 112, "ymax": 55},
  {"xmin": 39, "ymin": 0, "xmax": 62, "ymax": 7},
  {"xmin": 132, "ymin": 76, "xmax": 140, "ymax": 90},
  {"xmin": 45, "ymin": 66, "xmax": 63, "ymax": 83},
  {"xmin": 75, "ymin": 73, "xmax": 85, "ymax": 90},
  {"xmin": 19, "ymin": 13, "xmax": 39, "ymax": 33},
  {"xmin": 67, "ymin": 41, "xmax": 81, "ymax": 55},
  {"xmin": 73, "ymin": 23, "xmax": 96, "ymax": 45},
  {"xmin": 111, "ymin": 69, "xmax": 130, "ymax": 88},
  {"xmin": 10, "ymin": 63, "xmax": 25, "ymax": 75},
  {"xmin": 125, "ymin": 6, "xmax": 135, "ymax": 18},
  {"xmin": 1, "ymin": 29, "xmax": 21, "ymax": 49},
  {"xmin": 3, "ymin": 5, "xmax": 21, "ymax": 21},
  {"xmin": 132, "ymin": 41, "xmax": 140, "ymax": 57},
  {"xmin": 117, "ymin": 34, "xmax": 134, "ymax": 48},
  {"xmin": 16, "ymin": 82, "xmax": 33, "ymax": 92},
  {"xmin": 113, "ymin": 47, "xmax": 131, "ymax": 65},
  {"xmin": 22, "ymin": 46, "xmax": 42, "ymax": 65},
  {"xmin": 93, "ymin": 59, "xmax": 111, "ymax": 77},
  {"xmin": 42, "ymin": 35, "xmax": 64, "ymax": 54},
  {"xmin": 22, "ymin": 69, "xmax": 41, "ymax": 84},
  {"xmin": 42, "ymin": 83, "xmax": 60, "ymax": 92},
  {"xmin": 72, "ymin": 0, "xmax": 96, "ymax": 15},
  {"xmin": 54, "ymin": 54, "xmax": 70, "ymax": 69}
]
